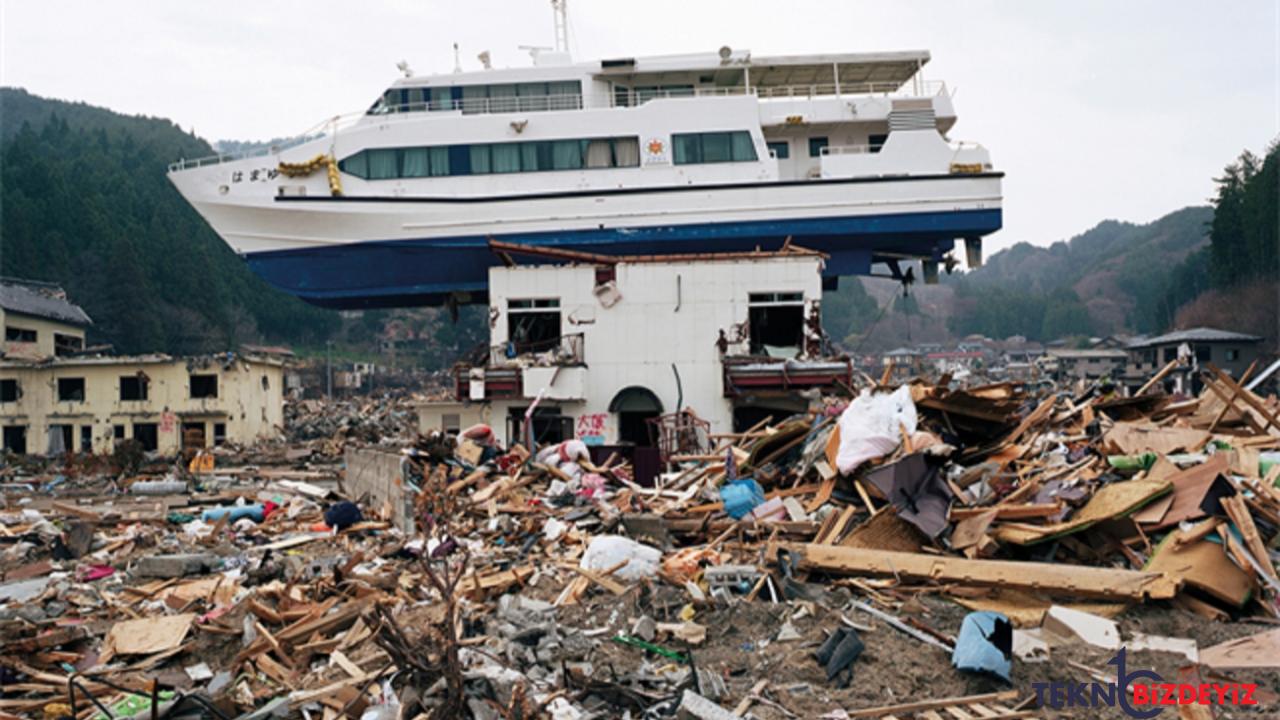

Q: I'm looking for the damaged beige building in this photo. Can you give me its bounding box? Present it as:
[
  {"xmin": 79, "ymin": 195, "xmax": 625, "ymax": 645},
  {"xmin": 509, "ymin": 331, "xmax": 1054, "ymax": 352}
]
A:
[{"xmin": 0, "ymin": 279, "xmax": 286, "ymax": 455}]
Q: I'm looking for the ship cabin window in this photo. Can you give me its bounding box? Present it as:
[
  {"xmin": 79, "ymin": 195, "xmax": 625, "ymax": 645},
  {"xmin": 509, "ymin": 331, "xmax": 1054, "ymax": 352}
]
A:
[
  {"xmin": 747, "ymin": 292, "xmax": 805, "ymax": 358},
  {"xmin": 507, "ymin": 298, "xmax": 561, "ymax": 355},
  {"xmin": 369, "ymin": 81, "xmax": 582, "ymax": 115},
  {"xmin": 869, "ymin": 134, "xmax": 888, "ymax": 154},
  {"xmin": 672, "ymin": 131, "xmax": 758, "ymax": 165},
  {"xmin": 808, "ymin": 137, "xmax": 829, "ymax": 157},
  {"xmin": 767, "ymin": 141, "xmax": 790, "ymax": 159},
  {"xmin": 339, "ymin": 136, "xmax": 639, "ymax": 180}
]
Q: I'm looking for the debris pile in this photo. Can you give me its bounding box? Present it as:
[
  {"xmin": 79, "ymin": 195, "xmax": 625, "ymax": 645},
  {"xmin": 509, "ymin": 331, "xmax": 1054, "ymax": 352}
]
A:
[{"xmin": 2, "ymin": 361, "xmax": 1279, "ymax": 718}]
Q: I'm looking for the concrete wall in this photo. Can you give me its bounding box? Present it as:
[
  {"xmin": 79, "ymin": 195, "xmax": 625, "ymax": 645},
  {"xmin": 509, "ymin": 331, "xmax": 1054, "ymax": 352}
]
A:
[
  {"xmin": 344, "ymin": 447, "xmax": 415, "ymax": 533},
  {"xmin": 472, "ymin": 254, "xmax": 823, "ymax": 446},
  {"xmin": 0, "ymin": 310, "xmax": 86, "ymax": 361},
  {"xmin": 417, "ymin": 401, "xmax": 492, "ymax": 435},
  {"xmin": 0, "ymin": 355, "xmax": 285, "ymax": 455}
]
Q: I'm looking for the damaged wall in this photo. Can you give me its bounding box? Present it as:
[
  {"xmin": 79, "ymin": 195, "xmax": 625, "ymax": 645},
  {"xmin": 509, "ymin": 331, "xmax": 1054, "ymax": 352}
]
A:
[
  {"xmin": 458, "ymin": 254, "xmax": 824, "ymax": 446},
  {"xmin": 0, "ymin": 354, "xmax": 285, "ymax": 455}
]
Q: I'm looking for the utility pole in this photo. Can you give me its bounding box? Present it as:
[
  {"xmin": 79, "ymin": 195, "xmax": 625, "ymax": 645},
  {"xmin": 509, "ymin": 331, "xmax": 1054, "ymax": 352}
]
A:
[{"xmin": 326, "ymin": 341, "xmax": 333, "ymax": 399}]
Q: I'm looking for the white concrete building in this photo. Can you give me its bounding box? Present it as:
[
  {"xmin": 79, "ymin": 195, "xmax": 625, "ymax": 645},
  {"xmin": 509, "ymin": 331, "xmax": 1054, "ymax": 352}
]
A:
[{"xmin": 419, "ymin": 247, "xmax": 851, "ymax": 469}]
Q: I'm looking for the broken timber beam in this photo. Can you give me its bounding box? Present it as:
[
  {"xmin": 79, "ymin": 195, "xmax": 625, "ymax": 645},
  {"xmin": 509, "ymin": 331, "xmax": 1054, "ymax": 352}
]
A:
[{"xmin": 769, "ymin": 542, "xmax": 1180, "ymax": 601}]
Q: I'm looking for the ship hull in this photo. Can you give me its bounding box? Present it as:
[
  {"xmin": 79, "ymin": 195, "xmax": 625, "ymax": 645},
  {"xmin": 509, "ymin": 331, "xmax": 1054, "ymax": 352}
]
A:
[{"xmin": 175, "ymin": 170, "xmax": 1002, "ymax": 308}]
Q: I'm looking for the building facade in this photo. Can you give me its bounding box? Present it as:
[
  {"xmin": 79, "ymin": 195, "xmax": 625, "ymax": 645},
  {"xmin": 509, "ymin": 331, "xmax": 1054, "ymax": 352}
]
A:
[
  {"xmin": 0, "ymin": 353, "xmax": 285, "ymax": 455},
  {"xmin": 419, "ymin": 250, "xmax": 849, "ymax": 450},
  {"xmin": 1127, "ymin": 328, "xmax": 1263, "ymax": 380},
  {"xmin": 1, "ymin": 280, "xmax": 92, "ymax": 360}
]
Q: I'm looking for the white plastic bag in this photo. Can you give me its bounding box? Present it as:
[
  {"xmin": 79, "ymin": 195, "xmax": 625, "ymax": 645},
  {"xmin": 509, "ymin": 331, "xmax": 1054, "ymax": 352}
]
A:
[
  {"xmin": 580, "ymin": 535, "xmax": 662, "ymax": 581},
  {"xmin": 835, "ymin": 385, "xmax": 917, "ymax": 475}
]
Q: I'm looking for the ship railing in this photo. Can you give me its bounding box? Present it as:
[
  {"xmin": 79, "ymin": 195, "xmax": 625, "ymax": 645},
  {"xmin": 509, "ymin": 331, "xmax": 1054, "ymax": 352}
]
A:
[
  {"xmin": 610, "ymin": 79, "xmax": 946, "ymax": 107},
  {"xmin": 821, "ymin": 139, "xmax": 987, "ymax": 156}
]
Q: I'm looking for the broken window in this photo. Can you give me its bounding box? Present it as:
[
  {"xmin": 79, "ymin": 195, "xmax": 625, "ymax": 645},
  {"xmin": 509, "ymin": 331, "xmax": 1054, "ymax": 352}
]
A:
[
  {"xmin": 213, "ymin": 422, "xmax": 227, "ymax": 446},
  {"xmin": 182, "ymin": 422, "xmax": 206, "ymax": 449},
  {"xmin": 1195, "ymin": 345, "xmax": 1211, "ymax": 363},
  {"xmin": 507, "ymin": 406, "xmax": 572, "ymax": 446},
  {"xmin": 0, "ymin": 379, "xmax": 18, "ymax": 402},
  {"xmin": 54, "ymin": 333, "xmax": 83, "ymax": 356},
  {"xmin": 508, "ymin": 299, "xmax": 561, "ymax": 355},
  {"xmin": 133, "ymin": 423, "xmax": 159, "ymax": 451},
  {"xmin": 57, "ymin": 377, "xmax": 86, "ymax": 402},
  {"xmin": 190, "ymin": 374, "xmax": 218, "ymax": 399},
  {"xmin": 3, "ymin": 426, "xmax": 26, "ymax": 454},
  {"xmin": 120, "ymin": 375, "xmax": 148, "ymax": 401},
  {"xmin": 4, "ymin": 326, "xmax": 36, "ymax": 343},
  {"xmin": 747, "ymin": 292, "xmax": 805, "ymax": 357},
  {"xmin": 48, "ymin": 424, "xmax": 73, "ymax": 454},
  {"xmin": 113, "ymin": 425, "xmax": 126, "ymax": 440},
  {"xmin": 80, "ymin": 425, "xmax": 93, "ymax": 453}
]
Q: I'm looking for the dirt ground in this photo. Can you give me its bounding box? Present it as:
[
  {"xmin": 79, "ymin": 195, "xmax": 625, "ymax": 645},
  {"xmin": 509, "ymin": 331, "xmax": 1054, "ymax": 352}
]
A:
[{"xmin": 549, "ymin": 585, "xmax": 1280, "ymax": 719}]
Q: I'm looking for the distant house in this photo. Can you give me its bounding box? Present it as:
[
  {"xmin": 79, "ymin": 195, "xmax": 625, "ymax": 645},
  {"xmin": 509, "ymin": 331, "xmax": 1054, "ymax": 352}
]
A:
[
  {"xmin": 0, "ymin": 279, "xmax": 93, "ymax": 360},
  {"xmin": 1127, "ymin": 327, "xmax": 1263, "ymax": 379},
  {"xmin": 1045, "ymin": 348, "xmax": 1128, "ymax": 380}
]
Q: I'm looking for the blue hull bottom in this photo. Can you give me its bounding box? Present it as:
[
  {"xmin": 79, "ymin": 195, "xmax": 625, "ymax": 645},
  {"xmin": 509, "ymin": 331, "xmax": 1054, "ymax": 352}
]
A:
[{"xmin": 245, "ymin": 209, "xmax": 1002, "ymax": 308}]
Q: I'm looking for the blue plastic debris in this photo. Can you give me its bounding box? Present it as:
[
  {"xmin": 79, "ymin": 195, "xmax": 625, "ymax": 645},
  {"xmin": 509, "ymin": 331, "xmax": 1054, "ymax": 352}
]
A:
[
  {"xmin": 720, "ymin": 478, "xmax": 765, "ymax": 519},
  {"xmin": 952, "ymin": 611, "xmax": 1012, "ymax": 682}
]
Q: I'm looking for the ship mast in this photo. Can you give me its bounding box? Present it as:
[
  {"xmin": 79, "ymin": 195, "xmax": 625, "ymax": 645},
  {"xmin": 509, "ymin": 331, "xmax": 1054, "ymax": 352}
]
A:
[{"xmin": 551, "ymin": 0, "xmax": 569, "ymax": 53}]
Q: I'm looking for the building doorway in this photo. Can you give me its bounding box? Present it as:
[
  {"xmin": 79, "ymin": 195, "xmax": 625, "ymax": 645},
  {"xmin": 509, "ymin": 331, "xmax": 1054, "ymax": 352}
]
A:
[{"xmin": 609, "ymin": 386, "xmax": 663, "ymax": 447}]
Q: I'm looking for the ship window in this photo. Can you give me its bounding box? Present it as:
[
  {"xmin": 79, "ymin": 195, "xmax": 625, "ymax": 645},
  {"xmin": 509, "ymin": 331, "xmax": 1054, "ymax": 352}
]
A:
[
  {"xmin": 492, "ymin": 144, "xmax": 521, "ymax": 173},
  {"xmin": 767, "ymin": 141, "xmax": 790, "ymax": 159},
  {"xmin": 368, "ymin": 149, "xmax": 398, "ymax": 179},
  {"xmin": 339, "ymin": 152, "xmax": 368, "ymax": 179},
  {"xmin": 869, "ymin": 134, "xmax": 888, "ymax": 154},
  {"xmin": 402, "ymin": 148, "xmax": 430, "ymax": 177},
  {"xmin": 470, "ymin": 145, "xmax": 492, "ymax": 174},
  {"xmin": 672, "ymin": 132, "xmax": 757, "ymax": 165},
  {"xmin": 429, "ymin": 146, "xmax": 450, "ymax": 175},
  {"xmin": 808, "ymin": 137, "xmax": 829, "ymax": 157},
  {"xmin": 337, "ymin": 135, "xmax": 639, "ymax": 180}
]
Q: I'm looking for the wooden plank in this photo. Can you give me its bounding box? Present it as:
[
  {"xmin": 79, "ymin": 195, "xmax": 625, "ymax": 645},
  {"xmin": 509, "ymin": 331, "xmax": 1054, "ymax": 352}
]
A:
[
  {"xmin": 1208, "ymin": 364, "xmax": 1280, "ymax": 433},
  {"xmin": 845, "ymin": 692, "xmax": 1020, "ymax": 718},
  {"xmin": 1222, "ymin": 495, "xmax": 1278, "ymax": 580},
  {"xmin": 1136, "ymin": 359, "xmax": 1179, "ymax": 396},
  {"xmin": 772, "ymin": 542, "xmax": 1179, "ymax": 601},
  {"xmin": 732, "ymin": 679, "xmax": 768, "ymax": 717}
]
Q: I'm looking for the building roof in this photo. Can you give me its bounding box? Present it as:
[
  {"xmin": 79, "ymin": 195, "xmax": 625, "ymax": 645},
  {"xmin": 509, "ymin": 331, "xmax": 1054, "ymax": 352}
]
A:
[
  {"xmin": 0, "ymin": 279, "xmax": 93, "ymax": 327},
  {"xmin": 1128, "ymin": 327, "xmax": 1262, "ymax": 349},
  {"xmin": 1046, "ymin": 348, "xmax": 1128, "ymax": 359}
]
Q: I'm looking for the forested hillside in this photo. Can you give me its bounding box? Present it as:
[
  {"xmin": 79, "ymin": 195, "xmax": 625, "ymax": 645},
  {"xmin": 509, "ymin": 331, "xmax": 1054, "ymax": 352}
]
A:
[{"xmin": 0, "ymin": 88, "xmax": 339, "ymax": 354}]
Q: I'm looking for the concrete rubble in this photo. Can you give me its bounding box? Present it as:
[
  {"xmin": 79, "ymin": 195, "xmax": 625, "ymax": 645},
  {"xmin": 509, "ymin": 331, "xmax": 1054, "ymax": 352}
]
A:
[{"xmin": 1, "ymin": 362, "xmax": 1279, "ymax": 719}]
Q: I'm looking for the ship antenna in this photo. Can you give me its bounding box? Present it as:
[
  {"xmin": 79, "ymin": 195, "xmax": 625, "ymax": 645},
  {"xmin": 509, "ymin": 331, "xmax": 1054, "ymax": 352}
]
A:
[
  {"xmin": 452, "ymin": 42, "xmax": 462, "ymax": 73},
  {"xmin": 551, "ymin": 0, "xmax": 569, "ymax": 53}
]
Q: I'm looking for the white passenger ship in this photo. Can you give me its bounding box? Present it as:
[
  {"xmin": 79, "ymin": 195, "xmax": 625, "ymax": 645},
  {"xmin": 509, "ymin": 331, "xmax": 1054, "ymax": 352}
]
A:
[{"xmin": 169, "ymin": 33, "xmax": 1001, "ymax": 308}]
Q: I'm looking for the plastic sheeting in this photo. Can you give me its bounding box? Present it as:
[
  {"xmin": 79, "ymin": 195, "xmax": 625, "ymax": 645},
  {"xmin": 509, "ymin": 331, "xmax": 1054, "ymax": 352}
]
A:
[{"xmin": 835, "ymin": 385, "xmax": 917, "ymax": 475}]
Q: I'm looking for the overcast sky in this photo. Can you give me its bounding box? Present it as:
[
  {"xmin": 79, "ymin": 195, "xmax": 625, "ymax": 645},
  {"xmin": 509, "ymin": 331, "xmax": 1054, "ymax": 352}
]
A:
[{"xmin": 2, "ymin": 0, "xmax": 1276, "ymax": 253}]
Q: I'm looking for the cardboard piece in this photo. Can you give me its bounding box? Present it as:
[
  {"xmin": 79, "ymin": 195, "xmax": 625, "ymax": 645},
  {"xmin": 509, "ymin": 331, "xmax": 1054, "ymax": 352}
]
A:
[
  {"xmin": 1199, "ymin": 628, "xmax": 1280, "ymax": 669},
  {"xmin": 1041, "ymin": 605, "xmax": 1120, "ymax": 650},
  {"xmin": 994, "ymin": 475, "xmax": 1172, "ymax": 545},
  {"xmin": 103, "ymin": 613, "xmax": 195, "ymax": 658},
  {"xmin": 1145, "ymin": 530, "xmax": 1254, "ymax": 608}
]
